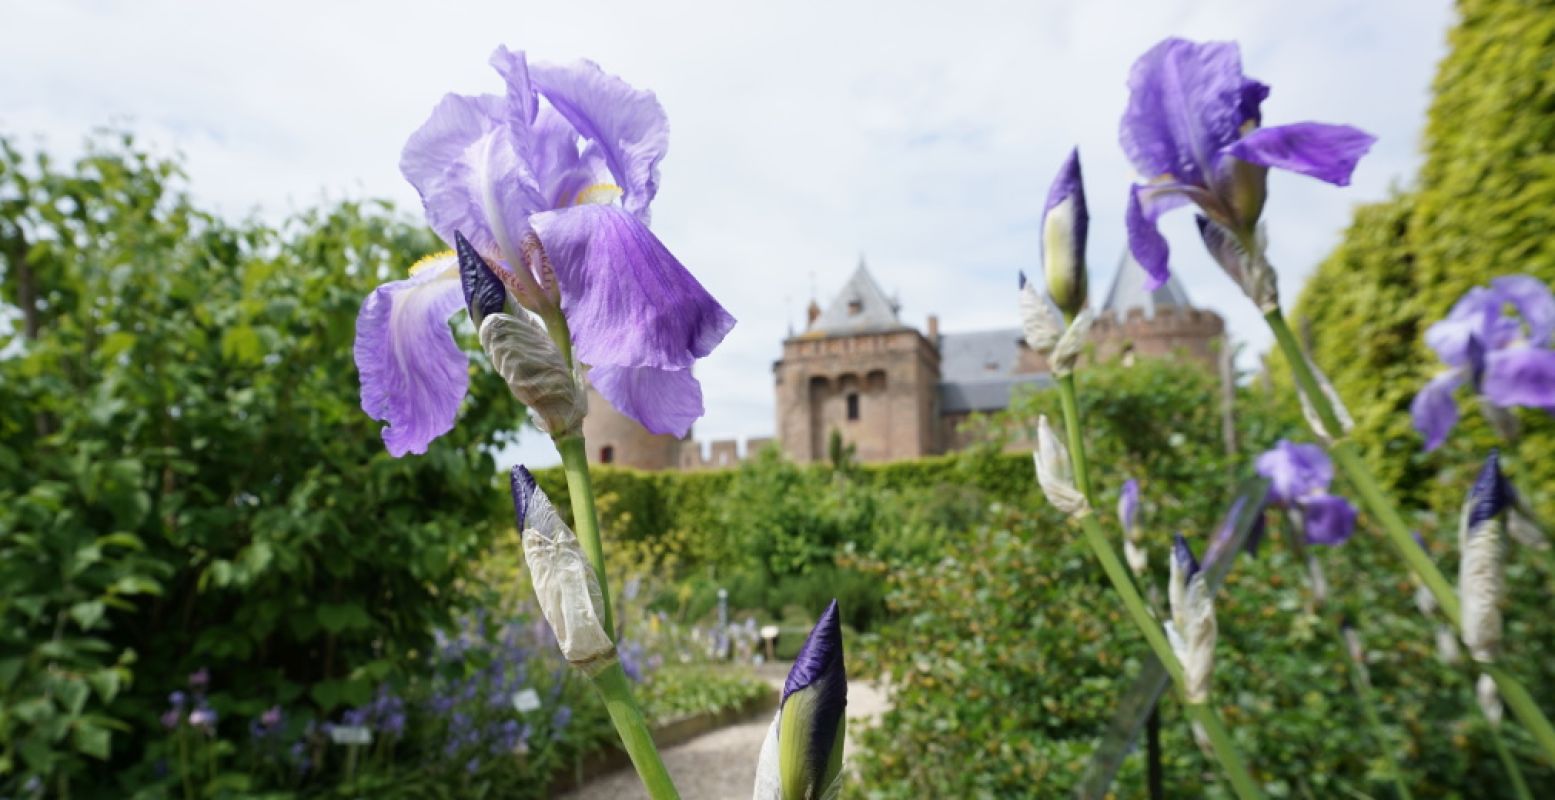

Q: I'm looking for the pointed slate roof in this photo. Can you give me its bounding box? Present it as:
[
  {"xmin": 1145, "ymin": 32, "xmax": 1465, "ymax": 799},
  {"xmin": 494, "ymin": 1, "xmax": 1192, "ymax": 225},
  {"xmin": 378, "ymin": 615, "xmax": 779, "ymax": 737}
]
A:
[
  {"xmin": 1102, "ymin": 251, "xmax": 1193, "ymax": 318},
  {"xmin": 808, "ymin": 260, "xmax": 904, "ymax": 335}
]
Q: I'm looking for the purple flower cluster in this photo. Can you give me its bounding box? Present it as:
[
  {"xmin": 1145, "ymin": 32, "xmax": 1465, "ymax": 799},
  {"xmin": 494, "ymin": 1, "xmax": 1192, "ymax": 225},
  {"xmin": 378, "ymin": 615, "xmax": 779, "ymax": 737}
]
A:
[
  {"xmin": 1255, "ymin": 440, "xmax": 1358, "ymax": 547},
  {"xmin": 330, "ymin": 684, "xmax": 408, "ymax": 741},
  {"xmin": 1412, "ymin": 276, "xmax": 1555, "ymax": 451},
  {"xmin": 160, "ymin": 667, "xmax": 218, "ymax": 737}
]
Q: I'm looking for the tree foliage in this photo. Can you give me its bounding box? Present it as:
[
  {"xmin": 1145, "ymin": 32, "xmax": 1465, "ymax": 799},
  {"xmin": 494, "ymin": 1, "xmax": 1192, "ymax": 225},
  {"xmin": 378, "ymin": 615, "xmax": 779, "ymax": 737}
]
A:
[{"xmin": 0, "ymin": 132, "xmax": 523, "ymax": 792}]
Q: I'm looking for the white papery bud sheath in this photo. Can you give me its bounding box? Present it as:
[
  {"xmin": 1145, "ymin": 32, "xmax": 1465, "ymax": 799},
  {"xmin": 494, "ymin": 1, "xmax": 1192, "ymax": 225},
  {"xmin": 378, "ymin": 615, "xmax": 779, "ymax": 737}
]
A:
[
  {"xmin": 1477, "ymin": 673, "xmax": 1504, "ymax": 728},
  {"xmin": 1034, "ymin": 415, "xmax": 1087, "ymax": 516},
  {"xmin": 1168, "ymin": 537, "xmax": 1216, "ymax": 705},
  {"xmin": 512, "ymin": 468, "xmax": 614, "ymax": 672},
  {"xmin": 1124, "ymin": 540, "xmax": 1148, "ymax": 577},
  {"xmin": 1295, "ymin": 354, "xmax": 1354, "ymax": 443},
  {"xmin": 1051, "ymin": 308, "xmax": 1094, "ymax": 378},
  {"xmin": 1435, "ymin": 625, "xmax": 1463, "ymax": 665},
  {"xmin": 480, "ymin": 312, "xmax": 587, "ymax": 437},
  {"xmin": 1019, "ymin": 275, "xmax": 1064, "ymax": 355}
]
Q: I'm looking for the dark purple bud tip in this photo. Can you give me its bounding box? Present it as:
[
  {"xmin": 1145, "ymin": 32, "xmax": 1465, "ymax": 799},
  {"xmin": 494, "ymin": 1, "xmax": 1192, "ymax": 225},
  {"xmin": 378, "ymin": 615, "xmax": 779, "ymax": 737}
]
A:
[
  {"xmin": 1172, "ymin": 534, "xmax": 1201, "ymax": 580},
  {"xmin": 1018, "ymin": 271, "xmax": 1028, "ymax": 290},
  {"xmin": 784, "ymin": 599, "xmax": 845, "ymax": 703},
  {"xmin": 1467, "ymin": 449, "xmax": 1512, "ymax": 530},
  {"xmin": 510, "ymin": 465, "xmax": 537, "ymax": 530},
  {"xmin": 1412, "ymin": 531, "xmax": 1429, "ymax": 553},
  {"xmin": 455, "ymin": 231, "xmax": 506, "ymax": 321}
]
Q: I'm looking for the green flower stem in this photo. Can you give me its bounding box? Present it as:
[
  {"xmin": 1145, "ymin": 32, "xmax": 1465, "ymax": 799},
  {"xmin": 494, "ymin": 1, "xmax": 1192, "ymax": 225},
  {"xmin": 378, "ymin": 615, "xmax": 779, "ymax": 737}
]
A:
[
  {"xmin": 555, "ymin": 434, "xmax": 616, "ymax": 639},
  {"xmin": 1057, "ymin": 374, "xmax": 1263, "ymax": 798},
  {"xmin": 1488, "ymin": 719, "xmax": 1535, "ymax": 800},
  {"xmin": 594, "ymin": 662, "xmax": 682, "ymax": 800},
  {"xmin": 1264, "ymin": 308, "xmax": 1555, "ymax": 766},
  {"xmin": 1184, "ymin": 703, "xmax": 1264, "ymax": 800}
]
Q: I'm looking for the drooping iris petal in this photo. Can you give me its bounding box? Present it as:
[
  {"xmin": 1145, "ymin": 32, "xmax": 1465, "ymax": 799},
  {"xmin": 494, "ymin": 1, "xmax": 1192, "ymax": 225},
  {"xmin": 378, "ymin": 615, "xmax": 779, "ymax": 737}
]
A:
[
  {"xmin": 779, "ymin": 600, "xmax": 846, "ymax": 800},
  {"xmin": 1254, "ymin": 439, "xmax": 1333, "ymax": 504},
  {"xmin": 353, "ymin": 254, "xmax": 469, "ymax": 457},
  {"xmin": 530, "ymin": 59, "xmax": 669, "ymax": 223},
  {"xmin": 587, "ymin": 365, "xmax": 703, "ymax": 438},
  {"xmin": 1298, "ymin": 493, "xmax": 1358, "ymax": 546},
  {"xmin": 1119, "ymin": 478, "xmax": 1140, "ymax": 535},
  {"xmin": 531, "ymin": 203, "xmax": 734, "ymax": 371},
  {"xmin": 1224, "ymin": 123, "xmax": 1376, "ymax": 187},
  {"xmin": 1483, "ymin": 344, "xmax": 1555, "ymax": 409},
  {"xmin": 1120, "ymin": 38, "xmax": 1250, "ymax": 187},
  {"xmin": 1490, "ymin": 275, "xmax": 1555, "ymax": 347},
  {"xmin": 1411, "ymin": 370, "xmax": 1466, "ymax": 452},
  {"xmin": 1126, "ymin": 183, "xmax": 1175, "ymax": 289}
]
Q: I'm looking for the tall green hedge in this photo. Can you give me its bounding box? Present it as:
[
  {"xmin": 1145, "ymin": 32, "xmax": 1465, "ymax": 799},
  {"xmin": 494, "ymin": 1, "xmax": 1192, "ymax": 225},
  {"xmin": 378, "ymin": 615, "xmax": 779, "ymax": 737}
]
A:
[{"xmin": 1288, "ymin": 0, "xmax": 1555, "ymax": 517}]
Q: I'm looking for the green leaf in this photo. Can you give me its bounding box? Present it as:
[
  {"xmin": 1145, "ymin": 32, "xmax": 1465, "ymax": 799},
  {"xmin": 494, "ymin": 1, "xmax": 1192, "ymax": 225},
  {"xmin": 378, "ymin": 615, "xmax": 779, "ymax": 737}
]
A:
[
  {"xmin": 316, "ymin": 602, "xmax": 372, "ymax": 633},
  {"xmin": 72, "ymin": 721, "xmax": 111, "ymax": 760},
  {"xmin": 69, "ymin": 600, "xmax": 106, "ymax": 630},
  {"xmin": 221, "ymin": 324, "xmax": 263, "ymax": 364}
]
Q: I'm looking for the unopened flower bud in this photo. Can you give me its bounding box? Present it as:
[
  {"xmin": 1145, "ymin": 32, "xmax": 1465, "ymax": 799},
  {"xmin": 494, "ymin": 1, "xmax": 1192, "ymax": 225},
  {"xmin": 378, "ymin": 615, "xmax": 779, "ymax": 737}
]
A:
[
  {"xmin": 1460, "ymin": 451, "xmax": 1510, "ymax": 662},
  {"xmin": 479, "ymin": 313, "xmax": 587, "ymax": 437},
  {"xmin": 1034, "ymin": 416, "xmax": 1087, "ymax": 516},
  {"xmin": 754, "ymin": 600, "xmax": 847, "ymax": 800},
  {"xmin": 1019, "ymin": 272, "xmax": 1064, "ymax": 354},
  {"xmin": 511, "ymin": 467, "xmax": 614, "ymax": 672},
  {"xmin": 1042, "ymin": 148, "xmax": 1089, "ymax": 316},
  {"xmin": 456, "ymin": 231, "xmax": 508, "ymax": 326},
  {"xmin": 1224, "ymin": 156, "xmax": 1269, "ymax": 233},
  {"xmin": 1168, "ymin": 535, "xmax": 1216, "ymax": 705},
  {"xmin": 1124, "ymin": 540, "xmax": 1148, "ymax": 577}
]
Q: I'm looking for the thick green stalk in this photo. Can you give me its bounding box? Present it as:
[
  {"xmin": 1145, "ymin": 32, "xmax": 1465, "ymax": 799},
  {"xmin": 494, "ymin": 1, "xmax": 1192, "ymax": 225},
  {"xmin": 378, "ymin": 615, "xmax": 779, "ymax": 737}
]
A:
[
  {"xmin": 594, "ymin": 662, "xmax": 682, "ymax": 800},
  {"xmin": 1264, "ymin": 308, "xmax": 1555, "ymax": 766},
  {"xmin": 1057, "ymin": 376, "xmax": 1262, "ymax": 798},
  {"xmin": 1184, "ymin": 703, "xmax": 1264, "ymax": 800},
  {"xmin": 555, "ymin": 435, "xmax": 615, "ymax": 638}
]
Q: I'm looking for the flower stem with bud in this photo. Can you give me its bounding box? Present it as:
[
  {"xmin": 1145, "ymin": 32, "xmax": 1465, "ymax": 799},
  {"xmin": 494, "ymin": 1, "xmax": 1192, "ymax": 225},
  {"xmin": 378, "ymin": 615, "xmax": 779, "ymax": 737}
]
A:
[{"xmin": 1263, "ymin": 307, "xmax": 1555, "ymax": 766}]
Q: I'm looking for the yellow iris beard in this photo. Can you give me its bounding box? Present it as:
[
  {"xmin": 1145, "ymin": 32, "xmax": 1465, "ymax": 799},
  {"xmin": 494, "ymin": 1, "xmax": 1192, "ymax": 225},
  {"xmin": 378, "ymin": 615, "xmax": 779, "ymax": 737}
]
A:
[
  {"xmin": 408, "ymin": 250, "xmax": 456, "ymax": 276},
  {"xmin": 574, "ymin": 183, "xmax": 623, "ymax": 206}
]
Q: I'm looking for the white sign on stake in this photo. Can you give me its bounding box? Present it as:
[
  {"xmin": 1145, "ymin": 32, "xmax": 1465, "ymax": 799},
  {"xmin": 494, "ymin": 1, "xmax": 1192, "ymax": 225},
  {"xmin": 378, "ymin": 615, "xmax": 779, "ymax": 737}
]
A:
[
  {"xmin": 329, "ymin": 725, "xmax": 373, "ymax": 746},
  {"xmin": 512, "ymin": 688, "xmax": 542, "ymax": 713}
]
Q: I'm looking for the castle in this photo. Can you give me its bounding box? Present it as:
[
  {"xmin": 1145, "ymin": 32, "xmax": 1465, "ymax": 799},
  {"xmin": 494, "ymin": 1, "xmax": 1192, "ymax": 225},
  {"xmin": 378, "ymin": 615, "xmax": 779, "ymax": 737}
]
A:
[{"xmin": 581, "ymin": 257, "xmax": 1225, "ymax": 470}]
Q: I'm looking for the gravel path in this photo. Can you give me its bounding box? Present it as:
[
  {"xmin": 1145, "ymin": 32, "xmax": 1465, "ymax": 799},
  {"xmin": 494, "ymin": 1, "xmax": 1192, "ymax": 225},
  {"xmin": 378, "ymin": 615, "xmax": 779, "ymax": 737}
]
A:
[{"xmin": 559, "ymin": 664, "xmax": 889, "ymax": 800}]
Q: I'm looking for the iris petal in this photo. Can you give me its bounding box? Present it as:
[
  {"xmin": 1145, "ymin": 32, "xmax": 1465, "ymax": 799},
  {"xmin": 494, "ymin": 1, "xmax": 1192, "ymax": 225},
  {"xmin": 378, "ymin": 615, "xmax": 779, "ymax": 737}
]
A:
[
  {"xmin": 531, "ymin": 59, "xmax": 669, "ymax": 223},
  {"xmin": 1491, "ymin": 275, "xmax": 1555, "ymax": 348},
  {"xmin": 1255, "ymin": 440, "xmax": 1334, "ymax": 503},
  {"xmin": 1299, "ymin": 493, "xmax": 1358, "ymax": 546},
  {"xmin": 532, "ymin": 204, "xmax": 734, "ymax": 371},
  {"xmin": 1225, "ymin": 122, "xmax": 1376, "ymax": 187},
  {"xmin": 587, "ymin": 365, "xmax": 704, "ymax": 438},
  {"xmin": 353, "ymin": 254, "xmax": 470, "ymax": 457},
  {"xmin": 1483, "ymin": 345, "xmax": 1555, "ymax": 409},
  {"xmin": 1120, "ymin": 38, "xmax": 1249, "ymax": 187},
  {"xmin": 1411, "ymin": 370, "xmax": 1465, "ymax": 452},
  {"xmin": 1126, "ymin": 183, "xmax": 1174, "ymax": 290}
]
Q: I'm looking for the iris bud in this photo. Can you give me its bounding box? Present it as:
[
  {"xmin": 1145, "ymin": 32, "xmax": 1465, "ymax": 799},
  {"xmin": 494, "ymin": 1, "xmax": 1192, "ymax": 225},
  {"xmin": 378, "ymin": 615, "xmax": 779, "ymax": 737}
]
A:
[
  {"xmin": 1460, "ymin": 451, "xmax": 1510, "ymax": 662},
  {"xmin": 1041, "ymin": 149, "xmax": 1089, "ymax": 316},
  {"xmin": 1167, "ymin": 534, "xmax": 1216, "ymax": 705},
  {"xmin": 512, "ymin": 467, "xmax": 614, "ymax": 672},
  {"xmin": 1034, "ymin": 416, "xmax": 1086, "ymax": 516},
  {"xmin": 478, "ymin": 313, "xmax": 587, "ymax": 437},
  {"xmin": 754, "ymin": 600, "xmax": 847, "ymax": 800},
  {"xmin": 456, "ymin": 231, "xmax": 508, "ymax": 325}
]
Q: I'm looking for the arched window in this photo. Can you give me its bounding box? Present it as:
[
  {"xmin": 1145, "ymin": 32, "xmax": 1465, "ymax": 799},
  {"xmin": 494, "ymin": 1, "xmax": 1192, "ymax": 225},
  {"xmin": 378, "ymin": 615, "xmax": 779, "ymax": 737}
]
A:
[
  {"xmin": 599, "ymin": 445, "xmax": 615, "ymax": 464},
  {"xmin": 846, "ymin": 393, "xmax": 860, "ymax": 421}
]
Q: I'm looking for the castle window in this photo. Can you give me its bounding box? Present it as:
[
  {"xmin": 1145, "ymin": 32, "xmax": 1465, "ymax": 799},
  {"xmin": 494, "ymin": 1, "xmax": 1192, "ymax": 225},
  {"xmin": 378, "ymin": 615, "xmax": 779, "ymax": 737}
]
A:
[
  {"xmin": 847, "ymin": 298, "xmax": 863, "ymax": 316},
  {"xmin": 599, "ymin": 445, "xmax": 614, "ymax": 464},
  {"xmin": 846, "ymin": 393, "xmax": 860, "ymax": 421}
]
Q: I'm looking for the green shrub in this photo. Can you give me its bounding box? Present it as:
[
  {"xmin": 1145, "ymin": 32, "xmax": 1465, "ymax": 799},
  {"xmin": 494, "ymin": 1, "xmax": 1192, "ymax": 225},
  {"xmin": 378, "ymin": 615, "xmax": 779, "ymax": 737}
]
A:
[{"xmin": 0, "ymin": 134, "xmax": 523, "ymax": 794}]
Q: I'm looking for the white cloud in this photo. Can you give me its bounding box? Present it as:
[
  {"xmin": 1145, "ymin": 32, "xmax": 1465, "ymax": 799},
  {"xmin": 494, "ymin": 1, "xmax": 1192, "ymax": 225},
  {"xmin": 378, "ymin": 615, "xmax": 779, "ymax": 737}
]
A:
[{"xmin": 2, "ymin": 0, "xmax": 1454, "ymax": 468}]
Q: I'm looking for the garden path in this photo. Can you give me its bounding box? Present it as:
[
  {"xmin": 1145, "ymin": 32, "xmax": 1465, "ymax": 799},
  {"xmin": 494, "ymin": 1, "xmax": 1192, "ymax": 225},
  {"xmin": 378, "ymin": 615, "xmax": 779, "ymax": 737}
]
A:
[{"xmin": 559, "ymin": 663, "xmax": 889, "ymax": 800}]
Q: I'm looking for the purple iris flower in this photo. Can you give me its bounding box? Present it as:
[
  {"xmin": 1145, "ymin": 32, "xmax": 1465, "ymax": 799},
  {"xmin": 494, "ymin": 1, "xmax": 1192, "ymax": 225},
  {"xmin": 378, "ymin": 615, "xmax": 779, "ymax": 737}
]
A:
[
  {"xmin": 1411, "ymin": 275, "xmax": 1555, "ymax": 451},
  {"xmin": 1118, "ymin": 478, "xmax": 1140, "ymax": 535},
  {"xmin": 777, "ymin": 599, "xmax": 847, "ymax": 798},
  {"xmin": 1120, "ymin": 38, "xmax": 1375, "ymax": 290},
  {"xmin": 1255, "ymin": 440, "xmax": 1357, "ymax": 546},
  {"xmin": 355, "ymin": 46, "xmax": 735, "ymax": 454}
]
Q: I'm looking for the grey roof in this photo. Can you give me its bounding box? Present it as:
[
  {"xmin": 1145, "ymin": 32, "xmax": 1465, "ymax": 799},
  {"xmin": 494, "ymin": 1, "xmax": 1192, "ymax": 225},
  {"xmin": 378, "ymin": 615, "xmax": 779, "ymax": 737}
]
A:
[
  {"xmin": 1102, "ymin": 251, "xmax": 1193, "ymax": 318},
  {"xmin": 940, "ymin": 376, "xmax": 1053, "ymax": 413},
  {"xmin": 937, "ymin": 328, "xmax": 1025, "ymax": 384},
  {"xmin": 936, "ymin": 327, "xmax": 1051, "ymax": 413},
  {"xmin": 809, "ymin": 261, "xmax": 904, "ymax": 335}
]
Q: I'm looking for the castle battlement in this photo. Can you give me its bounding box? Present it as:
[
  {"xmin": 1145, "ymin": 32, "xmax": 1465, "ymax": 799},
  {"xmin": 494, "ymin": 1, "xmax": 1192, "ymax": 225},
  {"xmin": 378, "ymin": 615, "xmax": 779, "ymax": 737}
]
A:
[{"xmin": 677, "ymin": 436, "xmax": 775, "ymax": 471}]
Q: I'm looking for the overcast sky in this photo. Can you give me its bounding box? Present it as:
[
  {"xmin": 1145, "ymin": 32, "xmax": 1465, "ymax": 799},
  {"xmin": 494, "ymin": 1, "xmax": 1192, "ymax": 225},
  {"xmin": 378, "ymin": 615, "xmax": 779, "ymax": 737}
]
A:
[{"xmin": 3, "ymin": 1, "xmax": 1454, "ymax": 467}]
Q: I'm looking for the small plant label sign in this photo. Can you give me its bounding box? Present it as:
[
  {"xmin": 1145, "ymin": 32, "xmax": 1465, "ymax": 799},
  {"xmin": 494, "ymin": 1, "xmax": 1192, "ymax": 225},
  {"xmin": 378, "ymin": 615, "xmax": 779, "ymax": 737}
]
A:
[
  {"xmin": 329, "ymin": 725, "xmax": 373, "ymax": 746},
  {"xmin": 512, "ymin": 688, "xmax": 542, "ymax": 713}
]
